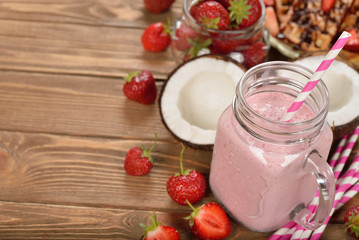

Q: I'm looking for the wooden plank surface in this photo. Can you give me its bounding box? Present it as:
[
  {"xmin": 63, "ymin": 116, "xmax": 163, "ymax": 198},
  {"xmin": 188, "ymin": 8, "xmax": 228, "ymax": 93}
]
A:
[
  {"xmin": 0, "ymin": 0, "xmax": 358, "ymax": 239},
  {"xmin": 0, "ymin": 70, "xmax": 169, "ymax": 139}
]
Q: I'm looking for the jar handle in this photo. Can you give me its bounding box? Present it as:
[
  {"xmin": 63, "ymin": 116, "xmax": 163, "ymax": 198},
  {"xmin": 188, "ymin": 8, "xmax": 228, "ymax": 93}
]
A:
[{"xmin": 291, "ymin": 149, "xmax": 335, "ymax": 230}]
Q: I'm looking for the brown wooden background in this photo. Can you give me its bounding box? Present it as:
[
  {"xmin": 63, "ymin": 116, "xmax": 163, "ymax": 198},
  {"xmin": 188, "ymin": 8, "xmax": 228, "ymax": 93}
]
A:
[{"xmin": 0, "ymin": 0, "xmax": 358, "ymax": 239}]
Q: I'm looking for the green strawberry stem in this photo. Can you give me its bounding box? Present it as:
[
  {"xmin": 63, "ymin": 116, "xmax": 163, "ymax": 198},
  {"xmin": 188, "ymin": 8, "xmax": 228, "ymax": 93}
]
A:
[
  {"xmin": 179, "ymin": 143, "xmax": 186, "ymax": 173},
  {"xmin": 228, "ymin": 0, "xmax": 252, "ymax": 25},
  {"xmin": 141, "ymin": 133, "xmax": 157, "ymax": 164},
  {"xmin": 200, "ymin": 16, "xmax": 220, "ymax": 29},
  {"xmin": 124, "ymin": 71, "xmax": 140, "ymax": 83},
  {"xmin": 175, "ymin": 143, "xmax": 192, "ymax": 176},
  {"xmin": 184, "ymin": 200, "xmax": 203, "ymax": 227},
  {"xmin": 140, "ymin": 212, "xmax": 161, "ymax": 240},
  {"xmin": 187, "ymin": 37, "xmax": 212, "ymax": 59},
  {"xmin": 163, "ymin": 18, "xmax": 172, "ymax": 35},
  {"xmin": 345, "ymin": 212, "xmax": 359, "ymax": 238}
]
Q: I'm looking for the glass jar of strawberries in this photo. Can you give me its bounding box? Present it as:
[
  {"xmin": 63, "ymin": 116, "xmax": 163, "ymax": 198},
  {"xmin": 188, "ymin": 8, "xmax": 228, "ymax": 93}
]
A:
[{"xmin": 171, "ymin": 0, "xmax": 270, "ymax": 69}]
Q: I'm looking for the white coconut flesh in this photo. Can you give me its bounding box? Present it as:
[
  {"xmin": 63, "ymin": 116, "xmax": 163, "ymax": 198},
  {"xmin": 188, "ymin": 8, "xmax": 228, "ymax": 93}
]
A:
[
  {"xmin": 294, "ymin": 55, "xmax": 359, "ymax": 128},
  {"xmin": 160, "ymin": 56, "xmax": 245, "ymax": 147}
]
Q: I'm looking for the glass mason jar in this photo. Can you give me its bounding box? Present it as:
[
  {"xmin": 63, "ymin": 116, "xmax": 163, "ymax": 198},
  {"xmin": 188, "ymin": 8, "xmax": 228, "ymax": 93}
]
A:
[
  {"xmin": 209, "ymin": 61, "xmax": 335, "ymax": 232},
  {"xmin": 171, "ymin": 0, "xmax": 270, "ymax": 68}
]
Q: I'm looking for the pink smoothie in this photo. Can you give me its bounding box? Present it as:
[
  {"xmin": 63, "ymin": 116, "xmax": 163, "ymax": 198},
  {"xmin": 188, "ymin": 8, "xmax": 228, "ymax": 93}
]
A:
[{"xmin": 209, "ymin": 92, "xmax": 333, "ymax": 232}]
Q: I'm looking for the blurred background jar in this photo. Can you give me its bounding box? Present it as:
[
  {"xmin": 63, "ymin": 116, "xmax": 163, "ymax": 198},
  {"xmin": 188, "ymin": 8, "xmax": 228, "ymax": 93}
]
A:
[{"xmin": 171, "ymin": 0, "xmax": 270, "ymax": 69}]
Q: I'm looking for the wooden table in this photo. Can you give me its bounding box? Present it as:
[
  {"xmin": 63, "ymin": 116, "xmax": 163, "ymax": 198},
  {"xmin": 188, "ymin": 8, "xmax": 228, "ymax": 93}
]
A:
[{"xmin": 0, "ymin": 0, "xmax": 358, "ymax": 239}]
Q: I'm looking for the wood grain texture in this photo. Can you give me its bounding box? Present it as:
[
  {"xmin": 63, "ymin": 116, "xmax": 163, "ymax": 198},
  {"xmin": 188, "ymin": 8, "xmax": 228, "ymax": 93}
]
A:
[
  {"xmin": 0, "ymin": 130, "xmax": 214, "ymax": 211},
  {"xmin": 0, "ymin": 130, "xmax": 357, "ymax": 239},
  {"xmin": 0, "ymin": 201, "xmax": 272, "ymax": 240},
  {"xmin": 0, "ymin": 202, "xmax": 353, "ymax": 240},
  {"xmin": 0, "ymin": 0, "xmax": 358, "ymax": 239},
  {"xmin": 0, "ymin": 70, "xmax": 172, "ymax": 139},
  {"xmin": 0, "ymin": 0, "xmax": 183, "ymax": 28},
  {"xmin": 0, "ymin": 19, "xmax": 177, "ymax": 79}
]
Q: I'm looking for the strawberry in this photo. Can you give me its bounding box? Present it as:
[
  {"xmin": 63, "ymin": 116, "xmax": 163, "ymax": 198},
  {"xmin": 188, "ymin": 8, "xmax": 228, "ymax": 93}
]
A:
[
  {"xmin": 144, "ymin": 0, "xmax": 175, "ymax": 14},
  {"xmin": 263, "ymin": 0, "xmax": 274, "ymax": 6},
  {"xmin": 173, "ymin": 23, "xmax": 199, "ymax": 51},
  {"xmin": 140, "ymin": 213, "xmax": 181, "ymax": 240},
  {"xmin": 192, "ymin": 1, "xmax": 231, "ymax": 30},
  {"xmin": 264, "ymin": 6, "xmax": 279, "ymax": 36},
  {"xmin": 344, "ymin": 205, "xmax": 359, "ymax": 238},
  {"xmin": 166, "ymin": 144, "xmax": 206, "ymax": 205},
  {"xmin": 344, "ymin": 28, "xmax": 359, "ymax": 52},
  {"xmin": 215, "ymin": 0, "xmax": 231, "ymax": 8},
  {"xmin": 321, "ymin": 0, "xmax": 335, "ymax": 12},
  {"xmin": 124, "ymin": 134, "xmax": 157, "ymax": 176},
  {"xmin": 123, "ymin": 70, "xmax": 157, "ymax": 105},
  {"xmin": 185, "ymin": 201, "xmax": 231, "ymax": 240},
  {"xmin": 228, "ymin": 0, "xmax": 262, "ymax": 29},
  {"xmin": 211, "ymin": 36, "xmax": 246, "ymax": 54},
  {"xmin": 141, "ymin": 22, "xmax": 171, "ymax": 52},
  {"xmin": 241, "ymin": 41, "xmax": 267, "ymax": 69}
]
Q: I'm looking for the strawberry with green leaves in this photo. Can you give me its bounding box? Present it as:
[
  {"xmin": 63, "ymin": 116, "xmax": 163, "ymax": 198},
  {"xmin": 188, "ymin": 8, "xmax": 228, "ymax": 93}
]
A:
[
  {"xmin": 185, "ymin": 201, "xmax": 231, "ymax": 240},
  {"xmin": 124, "ymin": 134, "xmax": 157, "ymax": 176},
  {"xmin": 140, "ymin": 213, "xmax": 181, "ymax": 240},
  {"xmin": 182, "ymin": 37, "xmax": 212, "ymax": 62},
  {"xmin": 172, "ymin": 23, "xmax": 199, "ymax": 51},
  {"xmin": 123, "ymin": 70, "xmax": 157, "ymax": 105},
  {"xmin": 142, "ymin": 22, "xmax": 171, "ymax": 52},
  {"xmin": 166, "ymin": 144, "xmax": 206, "ymax": 205},
  {"xmin": 192, "ymin": 1, "xmax": 231, "ymax": 30},
  {"xmin": 228, "ymin": 0, "xmax": 262, "ymax": 29},
  {"xmin": 345, "ymin": 205, "xmax": 359, "ymax": 238}
]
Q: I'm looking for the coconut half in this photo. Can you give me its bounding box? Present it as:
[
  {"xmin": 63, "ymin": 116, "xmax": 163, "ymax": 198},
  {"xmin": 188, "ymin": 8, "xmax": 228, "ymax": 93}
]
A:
[
  {"xmin": 294, "ymin": 55, "xmax": 359, "ymax": 139},
  {"xmin": 159, "ymin": 55, "xmax": 246, "ymax": 149}
]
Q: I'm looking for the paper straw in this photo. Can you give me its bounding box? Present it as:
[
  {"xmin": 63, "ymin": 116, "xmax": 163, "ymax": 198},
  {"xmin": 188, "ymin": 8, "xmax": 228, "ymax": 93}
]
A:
[
  {"xmin": 333, "ymin": 126, "xmax": 359, "ymax": 180},
  {"xmin": 268, "ymin": 130, "xmax": 358, "ymax": 239},
  {"xmin": 329, "ymin": 135, "xmax": 348, "ymax": 168},
  {"xmin": 304, "ymin": 152, "xmax": 359, "ymax": 239},
  {"xmin": 281, "ymin": 31, "xmax": 351, "ymax": 122}
]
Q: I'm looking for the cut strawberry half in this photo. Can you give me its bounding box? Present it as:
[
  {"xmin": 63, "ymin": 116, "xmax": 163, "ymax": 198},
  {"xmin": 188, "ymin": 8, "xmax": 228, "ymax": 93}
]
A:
[
  {"xmin": 185, "ymin": 201, "xmax": 231, "ymax": 240},
  {"xmin": 264, "ymin": 6, "xmax": 279, "ymax": 36},
  {"xmin": 344, "ymin": 28, "xmax": 359, "ymax": 52},
  {"xmin": 321, "ymin": 0, "xmax": 336, "ymax": 12}
]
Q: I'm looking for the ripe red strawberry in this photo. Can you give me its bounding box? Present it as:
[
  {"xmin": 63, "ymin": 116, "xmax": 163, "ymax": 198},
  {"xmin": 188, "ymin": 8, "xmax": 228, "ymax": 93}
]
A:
[
  {"xmin": 215, "ymin": 0, "xmax": 231, "ymax": 8},
  {"xmin": 124, "ymin": 134, "xmax": 157, "ymax": 176},
  {"xmin": 263, "ymin": 0, "xmax": 274, "ymax": 6},
  {"xmin": 241, "ymin": 41, "xmax": 267, "ymax": 69},
  {"xmin": 192, "ymin": 1, "xmax": 231, "ymax": 30},
  {"xmin": 123, "ymin": 70, "xmax": 157, "ymax": 105},
  {"xmin": 144, "ymin": 0, "xmax": 175, "ymax": 14},
  {"xmin": 140, "ymin": 213, "xmax": 181, "ymax": 240},
  {"xmin": 166, "ymin": 144, "xmax": 206, "ymax": 205},
  {"xmin": 211, "ymin": 27, "xmax": 247, "ymax": 54},
  {"xmin": 142, "ymin": 22, "xmax": 171, "ymax": 52},
  {"xmin": 228, "ymin": 0, "xmax": 262, "ymax": 29},
  {"xmin": 264, "ymin": 6, "xmax": 279, "ymax": 36},
  {"xmin": 344, "ymin": 205, "xmax": 359, "ymax": 238},
  {"xmin": 185, "ymin": 201, "xmax": 231, "ymax": 240},
  {"xmin": 344, "ymin": 28, "xmax": 359, "ymax": 52},
  {"xmin": 321, "ymin": 0, "xmax": 335, "ymax": 12},
  {"xmin": 173, "ymin": 23, "xmax": 199, "ymax": 51}
]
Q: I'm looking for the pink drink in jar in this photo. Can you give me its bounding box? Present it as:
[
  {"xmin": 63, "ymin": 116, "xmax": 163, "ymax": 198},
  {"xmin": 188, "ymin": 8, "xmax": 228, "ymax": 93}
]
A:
[{"xmin": 209, "ymin": 61, "xmax": 335, "ymax": 232}]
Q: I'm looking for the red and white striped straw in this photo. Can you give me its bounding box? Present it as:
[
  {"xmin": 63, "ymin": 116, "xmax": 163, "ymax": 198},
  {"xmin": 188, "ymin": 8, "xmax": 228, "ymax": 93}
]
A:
[{"xmin": 281, "ymin": 31, "xmax": 352, "ymax": 122}]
